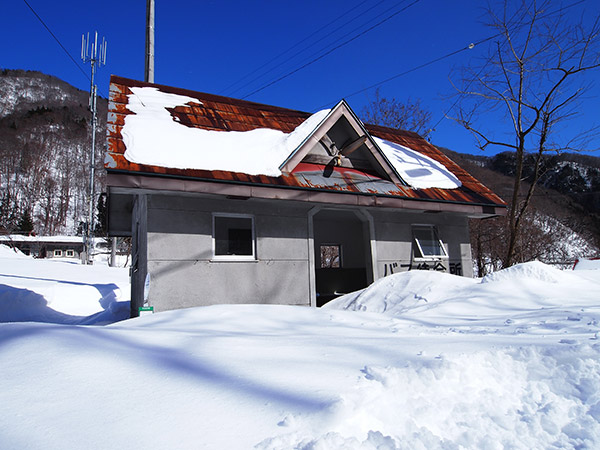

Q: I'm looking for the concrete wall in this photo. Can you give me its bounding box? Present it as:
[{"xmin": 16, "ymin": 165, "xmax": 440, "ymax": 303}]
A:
[
  {"xmin": 145, "ymin": 194, "xmax": 313, "ymax": 311},
  {"xmin": 372, "ymin": 210, "xmax": 473, "ymax": 278},
  {"xmin": 140, "ymin": 192, "xmax": 474, "ymax": 312}
]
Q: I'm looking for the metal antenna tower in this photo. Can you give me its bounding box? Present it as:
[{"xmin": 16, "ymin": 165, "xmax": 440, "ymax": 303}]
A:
[{"xmin": 81, "ymin": 31, "xmax": 107, "ymax": 264}]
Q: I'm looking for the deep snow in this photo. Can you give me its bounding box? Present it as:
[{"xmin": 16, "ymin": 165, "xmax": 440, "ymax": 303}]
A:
[
  {"xmin": 1, "ymin": 246, "xmax": 599, "ymax": 449},
  {"xmin": 0, "ymin": 244, "xmax": 130, "ymax": 324}
]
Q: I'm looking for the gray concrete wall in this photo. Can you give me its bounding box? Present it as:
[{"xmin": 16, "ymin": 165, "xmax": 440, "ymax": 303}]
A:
[
  {"xmin": 145, "ymin": 194, "xmax": 313, "ymax": 311},
  {"xmin": 371, "ymin": 210, "xmax": 473, "ymax": 277},
  {"xmin": 142, "ymin": 192, "xmax": 474, "ymax": 312}
]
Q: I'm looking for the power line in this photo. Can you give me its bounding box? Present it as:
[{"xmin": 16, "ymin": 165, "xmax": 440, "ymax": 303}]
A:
[
  {"xmin": 242, "ymin": 0, "xmax": 421, "ymax": 100},
  {"xmin": 429, "ymin": 0, "xmax": 589, "ymax": 133},
  {"xmin": 221, "ymin": 0, "xmax": 376, "ymax": 97},
  {"xmin": 229, "ymin": 0, "xmax": 406, "ymax": 98},
  {"xmin": 239, "ymin": 0, "xmax": 411, "ymax": 98},
  {"xmin": 22, "ymin": 0, "xmax": 90, "ymax": 83},
  {"xmin": 310, "ymin": 0, "xmax": 588, "ymax": 119},
  {"xmin": 313, "ymin": 35, "xmax": 495, "ymax": 112},
  {"xmin": 227, "ymin": 0, "xmax": 389, "ymax": 97}
]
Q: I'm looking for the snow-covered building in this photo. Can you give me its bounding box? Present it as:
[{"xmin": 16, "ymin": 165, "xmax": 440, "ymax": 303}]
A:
[
  {"xmin": 0, "ymin": 235, "xmax": 84, "ymax": 259},
  {"xmin": 104, "ymin": 76, "xmax": 506, "ymax": 316}
]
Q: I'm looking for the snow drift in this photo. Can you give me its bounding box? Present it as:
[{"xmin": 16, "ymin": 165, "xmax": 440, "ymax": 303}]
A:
[{"xmin": 1, "ymin": 250, "xmax": 599, "ymax": 449}]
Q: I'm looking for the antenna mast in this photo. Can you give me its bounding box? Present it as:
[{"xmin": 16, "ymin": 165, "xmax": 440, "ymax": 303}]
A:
[{"xmin": 81, "ymin": 31, "xmax": 107, "ymax": 264}]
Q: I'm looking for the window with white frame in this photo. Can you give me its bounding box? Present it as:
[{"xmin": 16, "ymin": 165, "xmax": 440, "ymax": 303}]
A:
[
  {"xmin": 213, "ymin": 214, "xmax": 255, "ymax": 260},
  {"xmin": 412, "ymin": 226, "xmax": 447, "ymax": 258},
  {"xmin": 54, "ymin": 249, "xmax": 63, "ymax": 257},
  {"xmin": 66, "ymin": 250, "xmax": 75, "ymax": 257}
]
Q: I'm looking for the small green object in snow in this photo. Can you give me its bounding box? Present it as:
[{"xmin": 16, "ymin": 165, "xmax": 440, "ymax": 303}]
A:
[{"xmin": 139, "ymin": 306, "xmax": 154, "ymax": 316}]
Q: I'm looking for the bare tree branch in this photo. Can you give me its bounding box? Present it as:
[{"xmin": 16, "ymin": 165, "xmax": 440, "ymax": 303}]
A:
[{"xmin": 449, "ymin": 0, "xmax": 600, "ymax": 268}]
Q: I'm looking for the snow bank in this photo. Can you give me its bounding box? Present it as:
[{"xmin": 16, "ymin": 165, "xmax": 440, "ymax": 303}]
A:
[
  {"xmin": 325, "ymin": 269, "xmax": 475, "ymax": 315},
  {"xmin": 481, "ymin": 259, "xmax": 580, "ymax": 284},
  {"xmin": 0, "ymin": 245, "xmax": 130, "ymax": 324},
  {"xmin": 326, "ymin": 261, "xmax": 600, "ymax": 333},
  {"xmin": 2, "ymin": 300, "xmax": 599, "ymax": 449},
  {"xmin": 122, "ymin": 86, "xmax": 330, "ymax": 176},
  {"xmin": 1, "ymin": 259, "xmax": 599, "ymax": 448},
  {"xmin": 373, "ymin": 136, "xmax": 462, "ymax": 189}
]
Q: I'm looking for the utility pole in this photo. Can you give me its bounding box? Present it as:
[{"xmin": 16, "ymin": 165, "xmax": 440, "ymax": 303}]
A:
[
  {"xmin": 145, "ymin": 0, "xmax": 155, "ymax": 83},
  {"xmin": 81, "ymin": 31, "xmax": 107, "ymax": 265}
]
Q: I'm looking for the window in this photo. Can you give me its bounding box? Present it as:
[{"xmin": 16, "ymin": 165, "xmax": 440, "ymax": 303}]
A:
[
  {"xmin": 54, "ymin": 249, "xmax": 63, "ymax": 257},
  {"xmin": 213, "ymin": 214, "xmax": 255, "ymax": 260},
  {"xmin": 413, "ymin": 226, "xmax": 447, "ymax": 258},
  {"xmin": 320, "ymin": 244, "xmax": 341, "ymax": 268},
  {"xmin": 66, "ymin": 250, "xmax": 75, "ymax": 257}
]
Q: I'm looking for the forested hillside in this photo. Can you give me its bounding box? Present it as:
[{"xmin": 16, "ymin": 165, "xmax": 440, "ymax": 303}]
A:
[
  {"xmin": 439, "ymin": 147, "xmax": 600, "ymax": 274},
  {"xmin": 0, "ymin": 69, "xmax": 107, "ymax": 235}
]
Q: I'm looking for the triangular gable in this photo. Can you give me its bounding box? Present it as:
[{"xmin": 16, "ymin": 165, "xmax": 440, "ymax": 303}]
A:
[{"xmin": 279, "ymin": 100, "xmax": 406, "ymax": 186}]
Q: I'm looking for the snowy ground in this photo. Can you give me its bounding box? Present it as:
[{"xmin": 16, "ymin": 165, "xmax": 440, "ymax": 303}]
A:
[
  {"xmin": 0, "ymin": 244, "xmax": 130, "ymax": 324},
  {"xmin": 1, "ymin": 245, "xmax": 599, "ymax": 449}
]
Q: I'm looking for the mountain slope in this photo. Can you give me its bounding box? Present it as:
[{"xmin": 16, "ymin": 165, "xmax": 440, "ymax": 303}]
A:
[
  {"xmin": 439, "ymin": 146, "xmax": 600, "ymax": 272},
  {"xmin": 0, "ymin": 69, "xmax": 107, "ymax": 235}
]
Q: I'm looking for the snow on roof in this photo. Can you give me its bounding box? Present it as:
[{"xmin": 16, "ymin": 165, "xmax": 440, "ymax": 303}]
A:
[
  {"xmin": 373, "ymin": 137, "xmax": 461, "ymax": 189},
  {"xmin": 0, "ymin": 235, "xmax": 83, "ymax": 244},
  {"xmin": 573, "ymin": 258, "xmax": 600, "ymax": 270},
  {"xmin": 122, "ymin": 87, "xmax": 330, "ymax": 177},
  {"xmin": 0, "ymin": 244, "xmax": 29, "ymax": 258},
  {"xmin": 121, "ymin": 87, "xmax": 460, "ymax": 189}
]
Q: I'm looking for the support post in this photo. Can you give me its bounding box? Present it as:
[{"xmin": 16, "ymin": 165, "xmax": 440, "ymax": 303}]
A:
[{"xmin": 131, "ymin": 194, "xmax": 148, "ymax": 317}]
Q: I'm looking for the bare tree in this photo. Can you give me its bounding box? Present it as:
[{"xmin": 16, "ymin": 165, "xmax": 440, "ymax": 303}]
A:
[
  {"xmin": 452, "ymin": 0, "xmax": 600, "ymax": 268},
  {"xmin": 361, "ymin": 88, "xmax": 433, "ymax": 139}
]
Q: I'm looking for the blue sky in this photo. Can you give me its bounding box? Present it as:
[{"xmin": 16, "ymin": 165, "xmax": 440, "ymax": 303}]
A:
[{"xmin": 2, "ymin": 0, "xmax": 599, "ymax": 155}]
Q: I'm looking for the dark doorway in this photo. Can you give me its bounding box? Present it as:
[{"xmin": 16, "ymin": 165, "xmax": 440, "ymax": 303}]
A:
[{"xmin": 313, "ymin": 209, "xmax": 371, "ymax": 306}]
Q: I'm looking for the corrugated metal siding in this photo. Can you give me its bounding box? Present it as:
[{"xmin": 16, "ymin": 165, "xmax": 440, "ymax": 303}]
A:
[{"xmin": 105, "ymin": 76, "xmax": 506, "ymax": 209}]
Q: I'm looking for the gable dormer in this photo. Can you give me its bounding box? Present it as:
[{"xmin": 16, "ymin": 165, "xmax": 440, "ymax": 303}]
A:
[{"xmin": 279, "ymin": 100, "xmax": 406, "ymax": 186}]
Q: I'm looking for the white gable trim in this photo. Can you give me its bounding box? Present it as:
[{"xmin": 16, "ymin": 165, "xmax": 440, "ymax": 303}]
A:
[
  {"xmin": 278, "ymin": 100, "xmax": 345, "ymax": 173},
  {"xmin": 278, "ymin": 100, "xmax": 406, "ymax": 186}
]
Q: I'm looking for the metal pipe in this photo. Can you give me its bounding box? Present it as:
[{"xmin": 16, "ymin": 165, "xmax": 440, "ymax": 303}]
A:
[{"xmin": 145, "ymin": 0, "xmax": 155, "ymax": 83}]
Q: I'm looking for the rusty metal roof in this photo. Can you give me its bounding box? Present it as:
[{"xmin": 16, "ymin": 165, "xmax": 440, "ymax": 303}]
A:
[{"xmin": 106, "ymin": 76, "xmax": 506, "ymax": 211}]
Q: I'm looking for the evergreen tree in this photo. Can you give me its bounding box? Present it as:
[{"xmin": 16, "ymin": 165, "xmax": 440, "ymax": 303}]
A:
[
  {"xmin": 95, "ymin": 194, "xmax": 108, "ymax": 236},
  {"xmin": 17, "ymin": 210, "xmax": 34, "ymax": 235}
]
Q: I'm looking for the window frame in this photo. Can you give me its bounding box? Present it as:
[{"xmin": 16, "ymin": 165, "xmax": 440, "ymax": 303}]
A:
[
  {"xmin": 412, "ymin": 225, "xmax": 448, "ymax": 260},
  {"xmin": 66, "ymin": 249, "xmax": 75, "ymax": 257},
  {"xmin": 53, "ymin": 249, "xmax": 63, "ymax": 257},
  {"xmin": 212, "ymin": 213, "xmax": 256, "ymax": 261}
]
